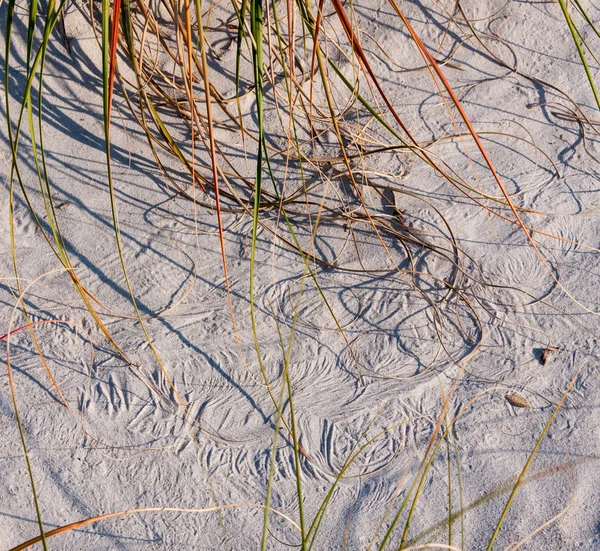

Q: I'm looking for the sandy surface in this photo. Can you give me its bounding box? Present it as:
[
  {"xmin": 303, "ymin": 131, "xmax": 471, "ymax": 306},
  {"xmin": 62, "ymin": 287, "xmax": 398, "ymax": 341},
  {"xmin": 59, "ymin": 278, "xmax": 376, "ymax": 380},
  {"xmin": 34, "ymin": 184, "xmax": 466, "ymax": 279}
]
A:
[{"xmin": 2, "ymin": 0, "xmax": 600, "ymax": 549}]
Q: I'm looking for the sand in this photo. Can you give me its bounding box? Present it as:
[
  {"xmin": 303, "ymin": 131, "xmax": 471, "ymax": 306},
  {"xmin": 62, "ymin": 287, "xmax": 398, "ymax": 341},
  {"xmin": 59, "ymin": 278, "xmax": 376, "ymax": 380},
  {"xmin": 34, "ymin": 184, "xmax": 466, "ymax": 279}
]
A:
[{"xmin": 2, "ymin": 0, "xmax": 600, "ymax": 549}]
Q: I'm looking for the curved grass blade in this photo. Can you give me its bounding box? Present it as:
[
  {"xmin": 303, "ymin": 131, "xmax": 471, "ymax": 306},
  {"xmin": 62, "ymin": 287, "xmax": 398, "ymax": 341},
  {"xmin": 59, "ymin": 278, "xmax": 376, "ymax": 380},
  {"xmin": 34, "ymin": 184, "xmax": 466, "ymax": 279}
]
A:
[
  {"xmin": 557, "ymin": 0, "xmax": 600, "ymax": 112},
  {"xmin": 485, "ymin": 366, "xmax": 585, "ymax": 550}
]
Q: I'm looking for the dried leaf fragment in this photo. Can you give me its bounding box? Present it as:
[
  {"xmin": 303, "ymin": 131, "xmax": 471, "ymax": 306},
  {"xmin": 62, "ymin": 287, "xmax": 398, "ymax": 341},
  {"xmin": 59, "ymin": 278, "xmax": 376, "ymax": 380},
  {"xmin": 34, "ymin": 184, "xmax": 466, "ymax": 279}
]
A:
[
  {"xmin": 540, "ymin": 346, "xmax": 560, "ymax": 366},
  {"xmin": 506, "ymin": 394, "xmax": 531, "ymax": 409}
]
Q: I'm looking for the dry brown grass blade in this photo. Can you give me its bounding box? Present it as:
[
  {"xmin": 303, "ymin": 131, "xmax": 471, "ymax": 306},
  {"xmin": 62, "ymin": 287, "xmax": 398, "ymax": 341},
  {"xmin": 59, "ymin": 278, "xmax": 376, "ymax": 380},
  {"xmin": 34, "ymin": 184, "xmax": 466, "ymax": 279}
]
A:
[
  {"xmin": 329, "ymin": 0, "xmax": 556, "ymax": 271},
  {"xmin": 8, "ymin": 503, "xmax": 301, "ymax": 550},
  {"xmin": 386, "ymin": 1, "xmax": 533, "ymax": 237}
]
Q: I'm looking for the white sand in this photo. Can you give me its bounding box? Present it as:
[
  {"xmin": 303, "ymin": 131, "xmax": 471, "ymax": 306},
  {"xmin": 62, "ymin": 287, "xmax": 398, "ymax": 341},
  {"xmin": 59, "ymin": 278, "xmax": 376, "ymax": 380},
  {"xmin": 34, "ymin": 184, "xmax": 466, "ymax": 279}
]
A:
[{"xmin": 2, "ymin": 0, "xmax": 600, "ymax": 549}]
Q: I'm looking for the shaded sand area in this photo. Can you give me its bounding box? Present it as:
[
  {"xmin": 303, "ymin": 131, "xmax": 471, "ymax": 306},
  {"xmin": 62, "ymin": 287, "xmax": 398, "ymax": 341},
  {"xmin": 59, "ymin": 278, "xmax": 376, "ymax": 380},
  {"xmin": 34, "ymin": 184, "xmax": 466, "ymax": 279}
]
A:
[{"xmin": 2, "ymin": 0, "xmax": 600, "ymax": 549}]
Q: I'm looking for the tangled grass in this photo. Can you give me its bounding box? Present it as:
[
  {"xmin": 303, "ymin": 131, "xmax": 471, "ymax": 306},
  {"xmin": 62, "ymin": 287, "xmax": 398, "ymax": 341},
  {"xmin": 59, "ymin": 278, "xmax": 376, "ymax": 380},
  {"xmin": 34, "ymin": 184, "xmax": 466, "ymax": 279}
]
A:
[{"xmin": 3, "ymin": 0, "xmax": 600, "ymax": 549}]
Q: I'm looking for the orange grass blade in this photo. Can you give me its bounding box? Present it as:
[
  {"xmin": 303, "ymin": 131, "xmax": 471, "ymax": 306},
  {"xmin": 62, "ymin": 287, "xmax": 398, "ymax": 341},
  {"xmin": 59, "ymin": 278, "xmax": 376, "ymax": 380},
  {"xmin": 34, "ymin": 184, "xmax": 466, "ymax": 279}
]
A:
[
  {"xmin": 8, "ymin": 503, "xmax": 301, "ymax": 551},
  {"xmin": 107, "ymin": 0, "xmax": 121, "ymax": 126},
  {"xmin": 386, "ymin": 1, "xmax": 532, "ymax": 235}
]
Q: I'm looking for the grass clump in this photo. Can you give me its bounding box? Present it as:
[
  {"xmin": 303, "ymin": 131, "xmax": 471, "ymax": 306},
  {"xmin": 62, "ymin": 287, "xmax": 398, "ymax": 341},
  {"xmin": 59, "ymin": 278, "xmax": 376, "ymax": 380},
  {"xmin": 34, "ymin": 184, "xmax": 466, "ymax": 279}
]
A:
[{"xmin": 3, "ymin": 0, "xmax": 600, "ymax": 548}]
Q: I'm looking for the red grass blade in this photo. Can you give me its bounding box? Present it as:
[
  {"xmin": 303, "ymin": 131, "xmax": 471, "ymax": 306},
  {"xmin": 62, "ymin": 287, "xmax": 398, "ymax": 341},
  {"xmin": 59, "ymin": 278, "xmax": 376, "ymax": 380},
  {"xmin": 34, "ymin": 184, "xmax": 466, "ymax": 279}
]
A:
[{"xmin": 107, "ymin": 0, "xmax": 121, "ymax": 126}]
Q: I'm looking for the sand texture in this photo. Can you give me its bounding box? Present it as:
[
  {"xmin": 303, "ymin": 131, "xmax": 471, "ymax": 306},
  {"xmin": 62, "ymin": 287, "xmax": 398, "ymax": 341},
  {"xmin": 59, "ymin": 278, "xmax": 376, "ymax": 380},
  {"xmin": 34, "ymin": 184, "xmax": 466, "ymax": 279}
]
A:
[{"xmin": 2, "ymin": 0, "xmax": 600, "ymax": 549}]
